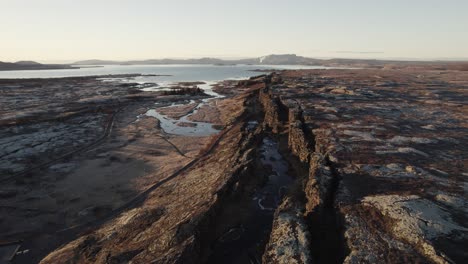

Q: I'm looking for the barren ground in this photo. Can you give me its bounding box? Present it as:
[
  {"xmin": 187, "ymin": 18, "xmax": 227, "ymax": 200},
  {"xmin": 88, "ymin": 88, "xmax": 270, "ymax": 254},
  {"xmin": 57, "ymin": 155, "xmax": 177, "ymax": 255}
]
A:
[{"xmin": 1, "ymin": 64, "xmax": 467, "ymax": 264}]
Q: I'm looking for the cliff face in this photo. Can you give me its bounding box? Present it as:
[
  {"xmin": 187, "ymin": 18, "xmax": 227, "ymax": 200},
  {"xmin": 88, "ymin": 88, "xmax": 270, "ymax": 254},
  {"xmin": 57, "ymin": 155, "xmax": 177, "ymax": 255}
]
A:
[
  {"xmin": 258, "ymin": 87, "xmax": 282, "ymax": 133},
  {"xmin": 287, "ymin": 107, "xmax": 312, "ymax": 163}
]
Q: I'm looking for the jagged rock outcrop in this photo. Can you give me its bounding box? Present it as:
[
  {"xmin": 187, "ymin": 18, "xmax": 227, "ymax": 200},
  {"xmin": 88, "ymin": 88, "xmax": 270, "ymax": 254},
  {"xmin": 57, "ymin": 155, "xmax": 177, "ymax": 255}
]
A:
[
  {"xmin": 287, "ymin": 108, "xmax": 311, "ymax": 163},
  {"xmin": 304, "ymin": 154, "xmax": 333, "ymax": 214},
  {"xmin": 262, "ymin": 198, "xmax": 311, "ymax": 264},
  {"xmin": 258, "ymin": 88, "xmax": 282, "ymax": 133}
]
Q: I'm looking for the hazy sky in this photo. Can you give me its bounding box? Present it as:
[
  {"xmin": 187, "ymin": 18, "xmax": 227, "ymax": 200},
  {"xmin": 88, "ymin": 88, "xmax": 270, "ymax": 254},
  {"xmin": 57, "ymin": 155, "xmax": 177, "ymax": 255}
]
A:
[{"xmin": 1, "ymin": 0, "xmax": 467, "ymax": 62}]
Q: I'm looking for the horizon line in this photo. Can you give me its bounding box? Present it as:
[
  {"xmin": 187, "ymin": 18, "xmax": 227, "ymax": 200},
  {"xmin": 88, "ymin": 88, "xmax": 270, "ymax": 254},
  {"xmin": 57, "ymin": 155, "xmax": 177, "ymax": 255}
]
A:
[{"xmin": 3, "ymin": 54, "xmax": 468, "ymax": 64}]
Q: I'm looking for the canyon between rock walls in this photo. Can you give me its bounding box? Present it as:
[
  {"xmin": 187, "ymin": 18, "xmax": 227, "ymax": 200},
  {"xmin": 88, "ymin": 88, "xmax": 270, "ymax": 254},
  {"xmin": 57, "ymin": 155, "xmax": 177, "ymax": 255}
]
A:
[{"xmin": 1, "ymin": 67, "xmax": 467, "ymax": 264}]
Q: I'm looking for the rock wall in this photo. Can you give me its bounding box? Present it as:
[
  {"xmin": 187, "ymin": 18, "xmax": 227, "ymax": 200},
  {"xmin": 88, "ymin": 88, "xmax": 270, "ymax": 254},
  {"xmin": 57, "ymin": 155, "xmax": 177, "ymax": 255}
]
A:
[
  {"xmin": 258, "ymin": 87, "xmax": 282, "ymax": 133},
  {"xmin": 259, "ymin": 77, "xmax": 346, "ymax": 264},
  {"xmin": 258, "ymin": 74, "xmax": 291, "ymax": 134},
  {"xmin": 262, "ymin": 198, "xmax": 312, "ymax": 264},
  {"xmin": 304, "ymin": 153, "xmax": 333, "ymax": 214},
  {"xmin": 287, "ymin": 107, "xmax": 311, "ymax": 163}
]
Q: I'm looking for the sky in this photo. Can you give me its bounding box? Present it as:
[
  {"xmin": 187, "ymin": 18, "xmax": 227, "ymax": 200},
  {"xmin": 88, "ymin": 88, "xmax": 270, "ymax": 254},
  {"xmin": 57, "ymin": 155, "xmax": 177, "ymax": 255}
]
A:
[{"xmin": 1, "ymin": 0, "xmax": 467, "ymax": 62}]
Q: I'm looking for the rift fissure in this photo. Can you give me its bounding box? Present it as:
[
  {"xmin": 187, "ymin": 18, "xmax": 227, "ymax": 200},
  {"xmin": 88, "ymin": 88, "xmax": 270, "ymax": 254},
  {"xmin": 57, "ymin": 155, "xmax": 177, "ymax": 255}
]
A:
[{"xmin": 248, "ymin": 75, "xmax": 347, "ymax": 263}]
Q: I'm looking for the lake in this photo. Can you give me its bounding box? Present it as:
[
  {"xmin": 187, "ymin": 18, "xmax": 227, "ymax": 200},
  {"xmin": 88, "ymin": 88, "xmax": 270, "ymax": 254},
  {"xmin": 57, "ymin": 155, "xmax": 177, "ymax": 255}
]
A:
[{"xmin": 0, "ymin": 64, "xmax": 333, "ymax": 83}]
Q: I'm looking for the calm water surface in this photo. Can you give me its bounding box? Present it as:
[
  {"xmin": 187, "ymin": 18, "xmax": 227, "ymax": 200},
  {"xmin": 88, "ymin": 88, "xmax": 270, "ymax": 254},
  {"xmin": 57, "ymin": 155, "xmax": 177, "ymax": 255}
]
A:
[{"xmin": 0, "ymin": 64, "xmax": 333, "ymax": 81}]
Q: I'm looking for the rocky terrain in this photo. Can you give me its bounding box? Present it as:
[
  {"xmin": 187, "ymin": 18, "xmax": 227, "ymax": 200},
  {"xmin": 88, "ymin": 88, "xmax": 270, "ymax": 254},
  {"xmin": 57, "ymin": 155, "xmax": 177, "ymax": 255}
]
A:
[
  {"xmin": 1, "ymin": 64, "xmax": 467, "ymax": 264},
  {"xmin": 259, "ymin": 69, "xmax": 467, "ymax": 264},
  {"xmin": 0, "ymin": 75, "xmax": 222, "ymax": 263}
]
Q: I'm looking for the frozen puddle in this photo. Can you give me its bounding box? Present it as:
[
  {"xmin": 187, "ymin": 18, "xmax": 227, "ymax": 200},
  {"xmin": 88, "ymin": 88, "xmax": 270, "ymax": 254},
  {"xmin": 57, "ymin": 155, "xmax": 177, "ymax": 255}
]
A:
[
  {"xmin": 254, "ymin": 137, "xmax": 293, "ymax": 211},
  {"xmin": 144, "ymin": 82, "xmax": 224, "ymax": 137},
  {"xmin": 207, "ymin": 137, "xmax": 294, "ymax": 263},
  {"xmin": 145, "ymin": 107, "xmax": 220, "ymax": 136}
]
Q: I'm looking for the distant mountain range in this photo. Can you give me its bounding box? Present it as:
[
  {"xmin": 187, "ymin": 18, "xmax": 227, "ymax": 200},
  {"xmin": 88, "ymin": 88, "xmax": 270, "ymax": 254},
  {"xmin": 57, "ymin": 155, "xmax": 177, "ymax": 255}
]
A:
[
  {"xmin": 2, "ymin": 54, "xmax": 467, "ymax": 72},
  {"xmin": 73, "ymin": 54, "xmax": 460, "ymax": 67},
  {"xmin": 72, "ymin": 54, "xmax": 312, "ymax": 66},
  {"xmin": 0, "ymin": 61, "xmax": 76, "ymax": 71},
  {"xmin": 72, "ymin": 54, "xmax": 356, "ymax": 66}
]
